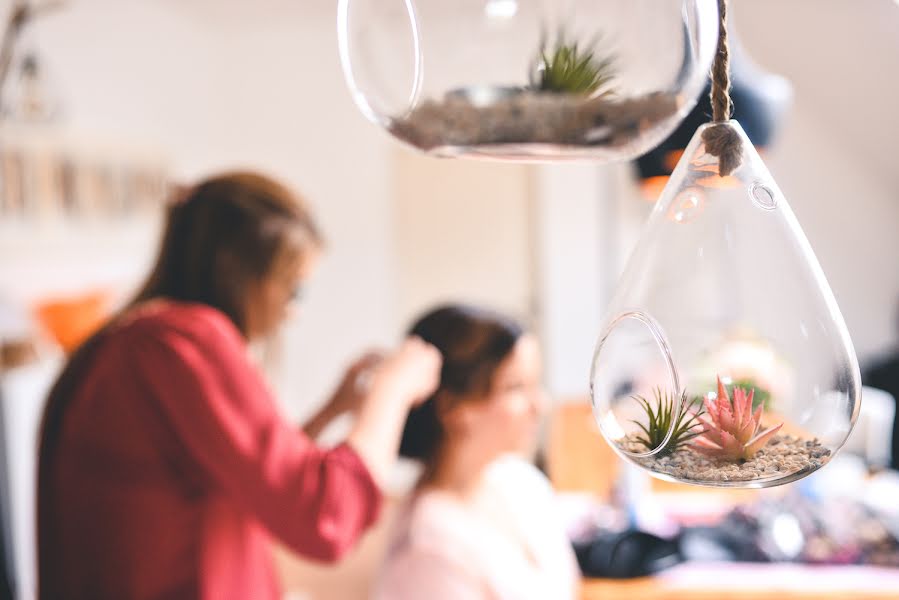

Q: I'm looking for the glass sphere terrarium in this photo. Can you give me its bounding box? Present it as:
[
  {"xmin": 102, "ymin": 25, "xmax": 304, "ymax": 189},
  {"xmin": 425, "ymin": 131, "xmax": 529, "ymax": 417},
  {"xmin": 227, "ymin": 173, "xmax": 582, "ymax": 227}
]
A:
[
  {"xmin": 590, "ymin": 120, "xmax": 862, "ymax": 488},
  {"xmin": 338, "ymin": 0, "xmax": 719, "ymax": 161}
]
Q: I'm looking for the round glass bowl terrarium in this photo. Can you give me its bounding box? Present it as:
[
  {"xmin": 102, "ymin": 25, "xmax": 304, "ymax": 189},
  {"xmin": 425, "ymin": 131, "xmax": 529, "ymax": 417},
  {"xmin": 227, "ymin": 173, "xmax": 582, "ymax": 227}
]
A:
[
  {"xmin": 590, "ymin": 121, "xmax": 861, "ymax": 488},
  {"xmin": 338, "ymin": 0, "xmax": 719, "ymax": 161}
]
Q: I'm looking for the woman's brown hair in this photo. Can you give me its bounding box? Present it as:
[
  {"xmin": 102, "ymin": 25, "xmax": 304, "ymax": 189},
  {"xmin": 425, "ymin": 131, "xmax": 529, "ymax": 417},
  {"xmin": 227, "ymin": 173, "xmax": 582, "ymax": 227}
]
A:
[
  {"xmin": 399, "ymin": 304, "xmax": 525, "ymax": 463},
  {"xmin": 134, "ymin": 171, "xmax": 323, "ymax": 334}
]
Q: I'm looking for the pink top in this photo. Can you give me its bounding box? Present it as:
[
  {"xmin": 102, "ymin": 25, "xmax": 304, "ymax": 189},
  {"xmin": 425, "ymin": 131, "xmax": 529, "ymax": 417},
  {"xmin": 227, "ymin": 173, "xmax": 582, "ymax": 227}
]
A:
[
  {"xmin": 375, "ymin": 456, "xmax": 579, "ymax": 600},
  {"xmin": 38, "ymin": 302, "xmax": 382, "ymax": 600}
]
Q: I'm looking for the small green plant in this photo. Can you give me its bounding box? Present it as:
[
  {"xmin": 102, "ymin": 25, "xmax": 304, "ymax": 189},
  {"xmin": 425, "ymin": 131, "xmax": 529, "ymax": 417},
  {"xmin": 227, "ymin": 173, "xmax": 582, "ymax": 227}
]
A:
[
  {"xmin": 631, "ymin": 388, "xmax": 705, "ymax": 457},
  {"xmin": 534, "ymin": 33, "xmax": 616, "ymax": 95}
]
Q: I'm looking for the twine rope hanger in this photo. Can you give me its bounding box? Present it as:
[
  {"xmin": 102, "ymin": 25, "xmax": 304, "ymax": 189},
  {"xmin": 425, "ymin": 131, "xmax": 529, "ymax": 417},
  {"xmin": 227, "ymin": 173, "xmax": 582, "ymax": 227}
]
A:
[{"xmin": 701, "ymin": 0, "xmax": 743, "ymax": 177}]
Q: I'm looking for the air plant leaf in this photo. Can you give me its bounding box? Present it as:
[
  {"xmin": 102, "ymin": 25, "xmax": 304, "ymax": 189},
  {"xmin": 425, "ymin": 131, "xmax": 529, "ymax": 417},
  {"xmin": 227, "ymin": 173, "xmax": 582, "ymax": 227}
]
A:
[
  {"xmin": 533, "ymin": 30, "xmax": 616, "ymax": 96},
  {"xmin": 631, "ymin": 388, "xmax": 705, "ymax": 457}
]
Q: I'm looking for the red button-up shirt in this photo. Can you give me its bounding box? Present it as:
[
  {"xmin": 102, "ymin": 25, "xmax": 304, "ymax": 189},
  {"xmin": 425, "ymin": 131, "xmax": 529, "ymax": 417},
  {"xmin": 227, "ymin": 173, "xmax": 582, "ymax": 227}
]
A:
[{"xmin": 38, "ymin": 302, "xmax": 382, "ymax": 599}]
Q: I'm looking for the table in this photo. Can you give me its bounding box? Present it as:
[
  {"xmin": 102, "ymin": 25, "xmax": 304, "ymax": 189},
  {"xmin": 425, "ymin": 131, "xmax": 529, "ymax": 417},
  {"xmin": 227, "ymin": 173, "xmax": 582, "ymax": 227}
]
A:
[{"xmin": 582, "ymin": 563, "xmax": 899, "ymax": 599}]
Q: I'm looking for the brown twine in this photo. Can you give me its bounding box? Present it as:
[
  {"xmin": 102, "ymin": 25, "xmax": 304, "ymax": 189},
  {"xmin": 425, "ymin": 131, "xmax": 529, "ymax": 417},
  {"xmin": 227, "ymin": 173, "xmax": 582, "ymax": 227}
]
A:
[{"xmin": 701, "ymin": 0, "xmax": 743, "ymax": 177}]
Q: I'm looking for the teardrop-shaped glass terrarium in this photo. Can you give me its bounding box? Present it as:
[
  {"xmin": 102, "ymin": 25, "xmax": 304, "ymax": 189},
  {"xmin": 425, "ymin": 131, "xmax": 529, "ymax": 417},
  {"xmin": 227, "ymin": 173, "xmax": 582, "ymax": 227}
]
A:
[
  {"xmin": 590, "ymin": 120, "xmax": 861, "ymax": 488},
  {"xmin": 337, "ymin": 0, "xmax": 719, "ymax": 162}
]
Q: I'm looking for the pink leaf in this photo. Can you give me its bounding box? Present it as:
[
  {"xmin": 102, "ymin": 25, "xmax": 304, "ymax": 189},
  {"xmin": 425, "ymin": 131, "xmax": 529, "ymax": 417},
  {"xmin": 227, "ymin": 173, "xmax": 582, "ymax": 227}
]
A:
[
  {"xmin": 743, "ymin": 422, "xmax": 783, "ymax": 458},
  {"xmin": 751, "ymin": 405, "xmax": 763, "ymax": 429},
  {"xmin": 703, "ymin": 396, "xmax": 721, "ymax": 428},
  {"xmin": 718, "ymin": 402, "xmax": 735, "ymax": 434},
  {"xmin": 692, "ymin": 436, "xmax": 723, "ymax": 450},
  {"xmin": 714, "ymin": 378, "xmax": 732, "ymax": 424},
  {"xmin": 692, "ymin": 436, "xmax": 725, "ymax": 456},
  {"xmin": 718, "ymin": 430, "xmax": 744, "ymax": 459},
  {"xmin": 737, "ymin": 388, "xmax": 754, "ymax": 430},
  {"xmin": 696, "ymin": 417, "xmax": 723, "ymax": 445},
  {"xmin": 733, "ymin": 387, "xmax": 747, "ymax": 430},
  {"xmin": 736, "ymin": 413, "xmax": 756, "ymax": 445},
  {"xmin": 717, "ymin": 376, "xmax": 730, "ymax": 407}
]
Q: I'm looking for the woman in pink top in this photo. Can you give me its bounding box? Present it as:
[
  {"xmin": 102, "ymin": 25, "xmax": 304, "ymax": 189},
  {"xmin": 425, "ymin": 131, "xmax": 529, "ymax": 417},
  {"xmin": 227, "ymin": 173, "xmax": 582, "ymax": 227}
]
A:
[
  {"xmin": 375, "ymin": 305, "xmax": 580, "ymax": 600},
  {"xmin": 38, "ymin": 172, "xmax": 441, "ymax": 599}
]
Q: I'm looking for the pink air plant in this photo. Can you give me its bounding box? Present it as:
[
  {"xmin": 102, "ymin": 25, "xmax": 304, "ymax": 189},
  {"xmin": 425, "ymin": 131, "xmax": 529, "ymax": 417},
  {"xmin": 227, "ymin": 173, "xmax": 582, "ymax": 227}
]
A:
[{"xmin": 692, "ymin": 377, "xmax": 784, "ymax": 460}]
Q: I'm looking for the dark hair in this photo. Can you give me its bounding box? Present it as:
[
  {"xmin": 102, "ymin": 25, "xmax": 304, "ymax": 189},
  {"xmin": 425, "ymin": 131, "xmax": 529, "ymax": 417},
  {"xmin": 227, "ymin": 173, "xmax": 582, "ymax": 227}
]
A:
[
  {"xmin": 133, "ymin": 171, "xmax": 323, "ymax": 334},
  {"xmin": 399, "ymin": 304, "xmax": 524, "ymax": 462}
]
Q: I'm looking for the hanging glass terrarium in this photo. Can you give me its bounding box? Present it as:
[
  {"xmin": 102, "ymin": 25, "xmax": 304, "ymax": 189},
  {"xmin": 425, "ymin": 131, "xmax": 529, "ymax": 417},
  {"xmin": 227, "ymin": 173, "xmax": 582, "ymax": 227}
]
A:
[
  {"xmin": 589, "ymin": 0, "xmax": 861, "ymax": 489},
  {"xmin": 338, "ymin": 0, "xmax": 719, "ymax": 161},
  {"xmin": 589, "ymin": 119, "xmax": 861, "ymax": 488}
]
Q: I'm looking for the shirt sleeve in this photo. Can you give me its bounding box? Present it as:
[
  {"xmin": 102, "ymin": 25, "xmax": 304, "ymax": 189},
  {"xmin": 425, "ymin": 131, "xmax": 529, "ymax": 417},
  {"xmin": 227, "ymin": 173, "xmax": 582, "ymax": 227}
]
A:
[
  {"xmin": 128, "ymin": 307, "xmax": 382, "ymax": 562},
  {"xmin": 376, "ymin": 548, "xmax": 491, "ymax": 600}
]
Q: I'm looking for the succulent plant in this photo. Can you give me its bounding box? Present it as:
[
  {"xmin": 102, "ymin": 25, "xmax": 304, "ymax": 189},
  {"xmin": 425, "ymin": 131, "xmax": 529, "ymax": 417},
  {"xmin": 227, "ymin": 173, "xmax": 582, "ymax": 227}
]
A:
[
  {"xmin": 534, "ymin": 33, "xmax": 616, "ymax": 96},
  {"xmin": 692, "ymin": 377, "xmax": 783, "ymax": 460},
  {"xmin": 729, "ymin": 377, "xmax": 772, "ymax": 410},
  {"xmin": 631, "ymin": 388, "xmax": 705, "ymax": 457}
]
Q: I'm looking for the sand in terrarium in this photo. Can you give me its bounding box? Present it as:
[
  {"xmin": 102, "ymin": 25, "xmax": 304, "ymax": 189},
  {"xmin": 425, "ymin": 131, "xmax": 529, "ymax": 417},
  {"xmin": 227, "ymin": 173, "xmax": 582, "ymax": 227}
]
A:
[
  {"xmin": 389, "ymin": 89, "xmax": 680, "ymax": 153},
  {"xmin": 621, "ymin": 433, "xmax": 831, "ymax": 483}
]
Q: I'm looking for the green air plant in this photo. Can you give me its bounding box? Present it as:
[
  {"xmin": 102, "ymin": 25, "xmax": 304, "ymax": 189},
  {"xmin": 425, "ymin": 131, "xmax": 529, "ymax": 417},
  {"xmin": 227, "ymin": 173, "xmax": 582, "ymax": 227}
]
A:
[
  {"xmin": 631, "ymin": 388, "xmax": 705, "ymax": 457},
  {"xmin": 534, "ymin": 34, "xmax": 616, "ymax": 96}
]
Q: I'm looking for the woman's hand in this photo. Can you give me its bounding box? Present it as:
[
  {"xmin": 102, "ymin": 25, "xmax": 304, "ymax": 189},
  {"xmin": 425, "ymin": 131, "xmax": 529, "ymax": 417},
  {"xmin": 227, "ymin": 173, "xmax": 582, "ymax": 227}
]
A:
[
  {"xmin": 370, "ymin": 337, "xmax": 442, "ymax": 407},
  {"xmin": 304, "ymin": 339, "xmax": 440, "ymax": 442},
  {"xmin": 328, "ymin": 351, "xmax": 385, "ymax": 416},
  {"xmin": 346, "ymin": 336, "xmax": 442, "ymax": 486},
  {"xmin": 303, "ymin": 351, "xmax": 384, "ymax": 440}
]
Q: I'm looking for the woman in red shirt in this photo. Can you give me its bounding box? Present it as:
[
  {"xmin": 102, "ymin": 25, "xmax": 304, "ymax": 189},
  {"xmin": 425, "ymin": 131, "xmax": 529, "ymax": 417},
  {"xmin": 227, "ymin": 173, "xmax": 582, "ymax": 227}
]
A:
[{"xmin": 37, "ymin": 172, "xmax": 441, "ymax": 599}]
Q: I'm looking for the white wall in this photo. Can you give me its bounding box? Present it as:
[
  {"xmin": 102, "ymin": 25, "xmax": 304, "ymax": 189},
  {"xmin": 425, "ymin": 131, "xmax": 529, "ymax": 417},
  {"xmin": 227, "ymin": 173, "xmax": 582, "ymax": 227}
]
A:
[
  {"xmin": 2, "ymin": 0, "xmax": 399, "ymax": 419},
  {"xmin": 391, "ymin": 149, "xmax": 534, "ymax": 329},
  {"xmin": 532, "ymin": 164, "xmax": 605, "ymax": 398},
  {"xmin": 762, "ymin": 109, "xmax": 899, "ymax": 366},
  {"xmin": 736, "ymin": 0, "xmax": 899, "ymax": 365}
]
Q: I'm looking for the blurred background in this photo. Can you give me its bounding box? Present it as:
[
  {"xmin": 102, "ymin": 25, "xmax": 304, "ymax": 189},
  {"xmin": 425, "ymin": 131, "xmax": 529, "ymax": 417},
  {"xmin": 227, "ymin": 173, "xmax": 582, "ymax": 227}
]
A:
[{"xmin": 1, "ymin": 1, "xmax": 898, "ymax": 599}]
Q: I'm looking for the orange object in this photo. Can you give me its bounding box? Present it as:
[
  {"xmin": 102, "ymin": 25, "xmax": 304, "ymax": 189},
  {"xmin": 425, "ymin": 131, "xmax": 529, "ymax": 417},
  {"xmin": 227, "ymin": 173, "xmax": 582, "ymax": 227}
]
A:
[
  {"xmin": 546, "ymin": 400, "xmax": 621, "ymax": 501},
  {"xmin": 33, "ymin": 290, "xmax": 113, "ymax": 353},
  {"xmin": 640, "ymin": 175, "xmax": 670, "ymax": 201}
]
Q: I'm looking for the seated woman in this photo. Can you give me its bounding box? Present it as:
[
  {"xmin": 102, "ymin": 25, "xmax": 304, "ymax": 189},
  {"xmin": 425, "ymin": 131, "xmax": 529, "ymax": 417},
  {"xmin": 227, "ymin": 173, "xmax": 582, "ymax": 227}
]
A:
[{"xmin": 374, "ymin": 304, "xmax": 579, "ymax": 600}]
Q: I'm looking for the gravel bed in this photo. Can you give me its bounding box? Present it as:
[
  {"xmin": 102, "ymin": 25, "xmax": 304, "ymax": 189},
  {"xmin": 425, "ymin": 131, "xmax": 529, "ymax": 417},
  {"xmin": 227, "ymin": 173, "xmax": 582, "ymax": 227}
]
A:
[
  {"xmin": 622, "ymin": 433, "xmax": 831, "ymax": 483},
  {"xmin": 389, "ymin": 89, "xmax": 679, "ymax": 151}
]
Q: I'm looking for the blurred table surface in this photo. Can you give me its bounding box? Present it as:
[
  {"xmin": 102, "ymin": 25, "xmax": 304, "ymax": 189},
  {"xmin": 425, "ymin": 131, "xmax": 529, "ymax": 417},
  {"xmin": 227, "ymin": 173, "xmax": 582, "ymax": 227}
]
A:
[{"xmin": 581, "ymin": 563, "xmax": 899, "ymax": 600}]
